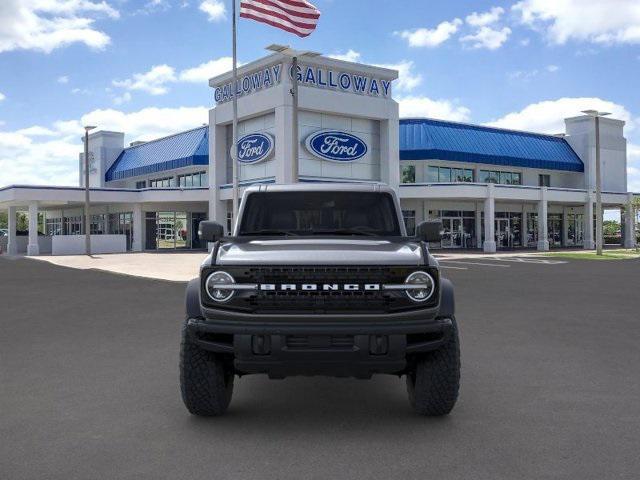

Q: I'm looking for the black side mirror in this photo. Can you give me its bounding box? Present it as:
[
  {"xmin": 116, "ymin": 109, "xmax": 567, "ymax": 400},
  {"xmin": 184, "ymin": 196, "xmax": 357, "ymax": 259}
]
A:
[
  {"xmin": 416, "ymin": 220, "xmax": 443, "ymax": 243},
  {"xmin": 198, "ymin": 221, "xmax": 224, "ymax": 243}
]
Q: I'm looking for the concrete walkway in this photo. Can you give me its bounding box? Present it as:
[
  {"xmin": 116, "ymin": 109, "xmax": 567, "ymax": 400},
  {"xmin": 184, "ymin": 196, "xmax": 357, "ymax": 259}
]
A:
[{"xmin": 27, "ymin": 252, "xmax": 208, "ymax": 282}]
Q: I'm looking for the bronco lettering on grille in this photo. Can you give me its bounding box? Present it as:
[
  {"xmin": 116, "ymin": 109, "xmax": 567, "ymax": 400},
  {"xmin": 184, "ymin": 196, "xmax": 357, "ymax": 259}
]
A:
[{"xmin": 259, "ymin": 284, "xmax": 381, "ymax": 291}]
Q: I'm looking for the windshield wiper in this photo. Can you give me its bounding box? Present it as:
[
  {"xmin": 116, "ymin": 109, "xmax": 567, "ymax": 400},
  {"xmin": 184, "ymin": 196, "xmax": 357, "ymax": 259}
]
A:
[{"xmin": 240, "ymin": 229, "xmax": 299, "ymax": 236}]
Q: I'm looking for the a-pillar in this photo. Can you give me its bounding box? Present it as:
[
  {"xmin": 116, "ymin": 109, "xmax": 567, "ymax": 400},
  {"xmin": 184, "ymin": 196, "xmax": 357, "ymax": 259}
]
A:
[
  {"xmin": 537, "ymin": 187, "xmax": 550, "ymax": 251},
  {"xmin": 483, "ymin": 184, "xmax": 496, "ymax": 253},
  {"xmin": 132, "ymin": 204, "xmax": 143, "ymax": 252},
  {"xmin": 624, "ymin": 193, "xmax": 637, "ymax": 249},
  {"xmin": 27, "ymin": 203, "xmax": 40, "ymax": 256},
  {"xmin": 7, "ymin": 206, "xmax": 17, "ymax": 255},
  {"xmin": 583, "ymin": 195, "xmax": 595, "ymax": 249}
]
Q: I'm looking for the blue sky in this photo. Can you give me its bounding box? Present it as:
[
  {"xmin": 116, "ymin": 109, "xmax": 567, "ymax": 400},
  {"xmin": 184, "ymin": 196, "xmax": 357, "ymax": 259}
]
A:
[{"xmin": 0, "ymin": 0, "xmax": 639, "ymax": 194}]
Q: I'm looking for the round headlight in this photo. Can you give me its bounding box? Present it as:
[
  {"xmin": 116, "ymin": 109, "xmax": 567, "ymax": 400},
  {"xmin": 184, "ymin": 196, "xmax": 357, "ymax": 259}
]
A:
[
  {"xmin": 205, "ymin": 271, "xmax": 235, "ymax": 302},
  {"xmin": 404, "ymin": 271, "xmax": 435, "ymax": 302}
]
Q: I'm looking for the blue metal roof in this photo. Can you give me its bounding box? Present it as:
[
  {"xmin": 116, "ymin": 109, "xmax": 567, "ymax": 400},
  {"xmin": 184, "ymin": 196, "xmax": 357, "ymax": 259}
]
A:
[
  {"xmin": 105, "ymin": 126, "xmax": 209, "ymax": 181},
  {"xmin": 399, "ymin": 118, "xmax": 584, "ymax": 172}
]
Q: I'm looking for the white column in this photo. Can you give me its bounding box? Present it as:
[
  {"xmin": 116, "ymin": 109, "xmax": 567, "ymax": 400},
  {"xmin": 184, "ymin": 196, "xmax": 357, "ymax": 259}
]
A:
[
  {"xmin": 27, "ymin": 203, "xmax": 40, "ymax": 256},
  {"xmin": 380, "ymin": 117, "xmax": 400, "ymax": 191},
  {"xmin": 584, "ymin": 195, "xmax": 595, "ymax": 249},
  {"xmin": 475, "ymin": 202, "xmax": 482, "ymax": 249},
  {"xmin": 132, "ymin": 204, "xmax": 143, "ymax": 252},
  {"xmin": 483, "ymin": 185, "xmax": 496, "ymax": 253},
  {"xmin": 537, "ymin": 187, "xmax": 549, "ymax": 251},
  {"xmin": 624, "ymin": 193, "xmax": 636, "ymax": 248},
  {"xmin": 274, "ymin": 104, "xmax": 294, "ymax": 184},
  {"xmin": 209, "ymin": 108, "xmax": 231, "ymax": 228},
  {"xmin": 7, "ymin": 206, "xmax": 17, "ymax": 255}
]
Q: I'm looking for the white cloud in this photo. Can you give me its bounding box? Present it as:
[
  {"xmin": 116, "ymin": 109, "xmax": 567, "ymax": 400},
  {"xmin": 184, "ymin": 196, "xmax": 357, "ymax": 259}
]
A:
[
  {"xmin": 373, "ymin": 60, "xmax": 422, "ymax": 93},
  {"xmin": 461, "ymin": 26, "xmax": 511, "ymax": 50},
  {"xmin": 326, "ymin": 53, "xmax": 422, "ymax": 93},
  {"xmin": 486, "ymin": 97, "xmax": 635, "ymax": 134},
  {"xmin": 113, "ymin": 64, "xmax": 177, "ymax": 95},
  {"xmin": 513, "ymin": 0, "xmax": 640, "ymax": 45},
  {"xmin": 328, "ymin": 50, "xmax": 362, "ymax": 63},
  {"xmin": 508, "ymin": 64, "xmax": 560, "ymax": 81},
  {"xmin": 396, "ymin": 19, "xmax": 463, "ymax": 48},
  {"xmin": 0, "ymin": 0, "xmax": 119, "ymax": 54},
  {"xmin": 199, "ymin": 0, "xmax": 226, "ymax": 21},
  {"xmin": 113, "ymin": 91, "xmax": 132, "ymax": 105},
  {"xmin": 520, "ymin": 38, "xmax": 531, "ymax": 46},
  {"xmin": 0, "ymin": 92, "xmax": 5, "ymax": 102},
  {"xmin": 0, "ymin": 106, "xmax": 209, "ymax": 187},
  {"xmin": 466, "ymin": 7, "xmax": 504, "ymax": 27},
  {"xmin": 179, "ymin": 57, "xmax": 234, "ymax": 82},
  {"xmin": 57, "ymin": 75, "xmax": 69, "ymax": 84},
  {"xmin": 398, "ymin": 96, "xmax": 471, "ymax": 122}
]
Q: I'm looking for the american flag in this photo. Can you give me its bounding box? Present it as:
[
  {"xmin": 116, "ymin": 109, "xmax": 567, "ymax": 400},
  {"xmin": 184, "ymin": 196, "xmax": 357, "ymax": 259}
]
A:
[{"xmin": 240, "ymin": 0, "xmax": 321, "ymax": 38}]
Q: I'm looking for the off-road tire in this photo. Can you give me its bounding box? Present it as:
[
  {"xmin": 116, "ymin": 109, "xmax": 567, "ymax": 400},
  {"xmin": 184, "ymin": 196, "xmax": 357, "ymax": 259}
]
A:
[
  {"xmin": 406, "ymin": 316, "xmax": 460, "ymax": 416},
  {"xmin": 180, "ymin": 320, "xmax": 234, "ymax": 416}
]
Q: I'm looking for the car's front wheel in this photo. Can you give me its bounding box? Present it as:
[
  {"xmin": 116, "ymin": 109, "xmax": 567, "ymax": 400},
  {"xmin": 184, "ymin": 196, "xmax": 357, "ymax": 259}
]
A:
[
  {"xmin": 179, "ymin": 320, "xmax": 234, "ymax": 416},
  {"xmin": 406, "ymin": 317, "xmax": 460, "ymax": 416}
]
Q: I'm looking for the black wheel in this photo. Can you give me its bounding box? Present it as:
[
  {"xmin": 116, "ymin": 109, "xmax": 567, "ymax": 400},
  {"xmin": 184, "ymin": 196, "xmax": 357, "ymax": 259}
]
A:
[
  {"xmin": 406, "ymin": 317, "xmax": 460, "ymax": 416},
  {"xmin": 180, "ymin": 320, "xmax": 234, "ymax": 416}
]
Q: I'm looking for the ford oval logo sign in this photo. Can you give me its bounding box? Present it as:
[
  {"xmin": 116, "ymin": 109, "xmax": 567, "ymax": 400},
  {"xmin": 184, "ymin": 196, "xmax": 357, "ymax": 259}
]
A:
[
  {"xmin": 233, "ymin": 133, "xmax": 274, "ymax": 164},
  {"xmin": 305, "ymin": 130, "xmax": 367, "ymax": 162}
]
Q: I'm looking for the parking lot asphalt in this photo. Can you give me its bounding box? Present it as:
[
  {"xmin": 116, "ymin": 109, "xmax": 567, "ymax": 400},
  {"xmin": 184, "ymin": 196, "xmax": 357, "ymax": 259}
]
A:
[{"xmin": 1, "ymin": 255, "xmax": 640, "ymax": 480}]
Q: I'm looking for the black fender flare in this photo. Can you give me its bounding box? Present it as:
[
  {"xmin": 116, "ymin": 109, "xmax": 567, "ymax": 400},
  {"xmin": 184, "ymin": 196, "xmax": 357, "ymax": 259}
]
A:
[
  {"xmin": 438, "ymin": 277, "xmax": 455, "ymax": 319},
  {"xmin": 185, "ymin": 278, "xmax": 203, "ymax": 319}
]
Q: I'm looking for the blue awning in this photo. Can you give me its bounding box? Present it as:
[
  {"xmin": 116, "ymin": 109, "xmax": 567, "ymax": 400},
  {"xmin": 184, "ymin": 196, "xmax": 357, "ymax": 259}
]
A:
[
  {"xmin": 399, "ymin": 118, "xmax": 584, "ymax": 172},
  {"xmin": 105, "ymin": 126, "xmax": 209, "ymax": 181}
]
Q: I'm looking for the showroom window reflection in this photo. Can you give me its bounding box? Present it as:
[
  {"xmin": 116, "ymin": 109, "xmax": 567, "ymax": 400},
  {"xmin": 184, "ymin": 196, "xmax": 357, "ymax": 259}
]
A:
[{"xmin": 427, "ymin": 166, "xmax": 474, "ymax": 183}]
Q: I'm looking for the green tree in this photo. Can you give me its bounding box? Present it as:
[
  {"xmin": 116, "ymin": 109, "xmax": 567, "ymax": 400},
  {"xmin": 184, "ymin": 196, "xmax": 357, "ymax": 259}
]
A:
[
  {"xmin": 0, "ymin": 211, "xmax": 6, "ymax": 230},
  {"xmin": 603, "ymin": 220, "xmax": 620, "ymax": 237}
]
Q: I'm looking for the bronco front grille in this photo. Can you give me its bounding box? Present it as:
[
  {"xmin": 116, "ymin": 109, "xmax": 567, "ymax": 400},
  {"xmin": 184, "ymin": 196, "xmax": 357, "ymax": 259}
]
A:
[{"xmin": 203, "ymin": 265, "xmax": 435, "ymax": 314}]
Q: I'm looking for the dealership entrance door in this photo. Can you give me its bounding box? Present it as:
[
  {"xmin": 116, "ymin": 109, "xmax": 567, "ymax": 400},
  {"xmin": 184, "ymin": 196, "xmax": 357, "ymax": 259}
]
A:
[
  {"xmin": 442, "ymin": 217, "xmax": 463, "ymax": 248},
  {"xmin": 144, "ymin": 211, "xmax": 207, "ymax": 250}
]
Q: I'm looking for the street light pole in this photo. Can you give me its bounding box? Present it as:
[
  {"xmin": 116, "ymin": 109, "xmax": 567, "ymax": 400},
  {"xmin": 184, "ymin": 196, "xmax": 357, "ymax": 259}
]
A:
[
  {"xmin": 291, "ymin": 55, "xmax": 299, "ymax": 182},
  {"xmin": 582, "ymin": 110, "xmax": 610, "ymax": 256},
  {"xmin": 83, "ymin": 125, "xmax": 96, "ymax": 256},
  {"xmin": 594, "ymin": 115, "xmax": 603, "ymax": 256}
]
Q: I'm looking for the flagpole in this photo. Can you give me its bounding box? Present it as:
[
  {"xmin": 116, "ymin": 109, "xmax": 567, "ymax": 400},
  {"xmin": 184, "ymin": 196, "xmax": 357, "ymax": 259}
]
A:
[
  {"xmin": 231, "ymin": 0, "xmax": 239, "ymax": 227},
  {"xmin": 291, "ymin": 55, "xmax": 299, "ymax": 183}
]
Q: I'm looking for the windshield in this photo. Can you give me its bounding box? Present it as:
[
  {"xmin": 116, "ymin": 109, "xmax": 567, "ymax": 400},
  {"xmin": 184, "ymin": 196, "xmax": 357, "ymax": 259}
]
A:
[{"xmin": 238, "ymin": 191, "xmax": 402, "ymax": 236}]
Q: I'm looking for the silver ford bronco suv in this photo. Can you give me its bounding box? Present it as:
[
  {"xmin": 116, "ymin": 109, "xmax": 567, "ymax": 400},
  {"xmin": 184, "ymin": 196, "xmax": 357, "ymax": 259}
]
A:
[{"xmin": 181, "ymin": 184, "xmax": 460, "ymax": 416}]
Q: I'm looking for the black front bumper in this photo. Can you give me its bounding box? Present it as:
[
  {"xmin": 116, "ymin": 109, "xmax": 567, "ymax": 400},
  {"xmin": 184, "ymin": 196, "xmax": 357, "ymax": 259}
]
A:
[{"xmin": 186, "ymin": 315, "xmax": 452, "ymax": 378}]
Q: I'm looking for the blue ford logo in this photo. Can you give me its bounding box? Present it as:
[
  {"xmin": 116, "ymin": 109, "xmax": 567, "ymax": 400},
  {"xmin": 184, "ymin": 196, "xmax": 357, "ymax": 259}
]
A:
[
  {"xmin": 305, "ymin": 131, "xmax": 368, "ymax": 162},
  {"xmin": 234, "ymin": 133, "xmax": 274, "ymax": 164}
]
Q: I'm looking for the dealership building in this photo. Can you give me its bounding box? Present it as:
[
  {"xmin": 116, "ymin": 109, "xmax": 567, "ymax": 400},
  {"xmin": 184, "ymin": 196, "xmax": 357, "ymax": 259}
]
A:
[{"xmin": 0, "ymin": 52, "xmax": 637, "ymax": 255}]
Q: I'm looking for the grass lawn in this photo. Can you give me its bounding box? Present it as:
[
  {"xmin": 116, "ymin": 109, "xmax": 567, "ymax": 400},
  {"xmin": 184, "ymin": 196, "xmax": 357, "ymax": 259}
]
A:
[{"xmin": 545, "ymin": 249, "xmax": 640, "ymax": 260}]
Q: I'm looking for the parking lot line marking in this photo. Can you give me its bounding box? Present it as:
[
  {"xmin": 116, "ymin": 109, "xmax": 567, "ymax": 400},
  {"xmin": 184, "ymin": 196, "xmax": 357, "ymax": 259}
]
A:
[
  {"xmin": 440, "ymin": 260, "xmax": 511, "ymax": 268},
  {"xmin": 491, "ymin": 257, "xmax": 568, "ymax": 265},
  {"xmin": 440, "ymin": 265, "xmax": 468, "ymax": 270}
]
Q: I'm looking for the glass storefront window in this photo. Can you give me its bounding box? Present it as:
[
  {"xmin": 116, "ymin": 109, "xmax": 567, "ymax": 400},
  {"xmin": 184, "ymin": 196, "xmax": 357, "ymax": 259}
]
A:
[
  {"xmin": 401, "ymin": 165, "xmax": 416, "ymax": 184},
  {"xmin": 500, "ymin": 172, "xmax": 512, "ymax": 185},
  {"xmin": 427, "ymin": 167, "xmax": 439, "ymax": 183},
  {"xmin": 402, "ymin": 210, "xmax": 416, "ymax": 235},
  {"xmin": 480, "ymin": 170, "xmax": 521, "ymax": 185},
  {"xmin": 527, "ymin": 213, "xmax": 538, "ymax": 247},
  {"xmin": 145, "ymin": 212, "xmax": 207, "ymax": 250},
  {"xmin": 548, "ymin": 214, "xmax": 563, "ymax": 247}
]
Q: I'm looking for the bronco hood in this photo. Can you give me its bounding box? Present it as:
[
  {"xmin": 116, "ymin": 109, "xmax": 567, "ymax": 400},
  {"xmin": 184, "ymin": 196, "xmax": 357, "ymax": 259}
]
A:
[{"xmin": 215, "ymin": 238, "xmax": 424, "ymax": 266}]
